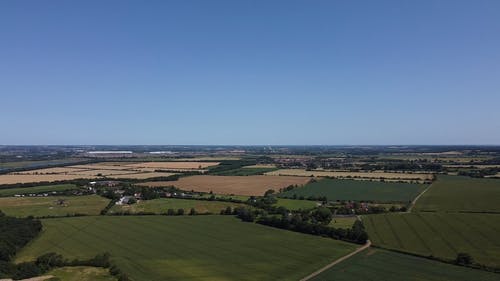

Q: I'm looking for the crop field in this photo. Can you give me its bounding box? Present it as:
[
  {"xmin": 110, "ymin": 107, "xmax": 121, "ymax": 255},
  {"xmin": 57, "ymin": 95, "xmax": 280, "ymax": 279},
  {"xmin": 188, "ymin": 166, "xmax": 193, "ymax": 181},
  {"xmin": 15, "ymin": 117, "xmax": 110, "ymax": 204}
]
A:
[
  {"xmin": 213, "ymin": 167, "xmax": 278, "ymax": 176},
  {"xmin": 147, "ymin": 175, "xmax": 311, "ymax": 196},
  {"xmin": 124, "ymin": 161, "xmax": 219, "ymax": 169},
  {"xmin": 0, "ymin": 195, "xmax": 110, "ymax": 217},
  {"xmin": 109, "ymin": 198, "xmax": 244, "ymax": 214},
  {"xmin": 243, "ymin": 164, "xmax": 278, "ymax": 168},
  {"xmin": 0, "ymin": 184, "xmax": 77, "ymax": 197},
  {"xmin": 0, "ymin": 174, "xmax": 96, "ymax": 185},
  {"xmin": 363, "ymin": 213, "xmax": 500, "ymax": 268},
  {"xmin": 0, "ymin": 159, "xmax": 84, "ymax": 171},
  {"xmin": 0, "ymin": 161, "xmax": 188, "ymax": 184},
  {"xmin": 273, "ymin": 198, "xmax": 319, "ymax": 210},
  {"xmin": 16, "ymin": 216, "xmax": 358, "ymax": 281},
  {"xmin": 329, "ymin": 217, "xmax": 357, "ymax": 229},
  {"xmin": 107, "ymin": 172, "xmax": 177, "ymax": 179},
  {"xmin": 47, "ymin": 266, "xmax": 117, "ymax": 281},
  {"xmin": 266, "ymin": 169, "xmax": 432, "ymax": 182},
  {"xmin": 279, "ymin": 178, "xmax": 426, "ymax": 202},
  {"xmin": 311, "ymin": 248, "xmax": 500, "ymax": 281},
  {"xmin": 415, "ymin": 175, "xmax": 500, "ymax": 212}
]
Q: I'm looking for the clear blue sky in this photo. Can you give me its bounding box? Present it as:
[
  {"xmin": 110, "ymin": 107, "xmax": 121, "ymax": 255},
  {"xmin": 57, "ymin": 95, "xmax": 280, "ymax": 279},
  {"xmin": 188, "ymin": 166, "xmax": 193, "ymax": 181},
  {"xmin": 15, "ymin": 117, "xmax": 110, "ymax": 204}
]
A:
[{"xmin": 1, "ymin": 0, "xmax": 499, "ymax": 145}]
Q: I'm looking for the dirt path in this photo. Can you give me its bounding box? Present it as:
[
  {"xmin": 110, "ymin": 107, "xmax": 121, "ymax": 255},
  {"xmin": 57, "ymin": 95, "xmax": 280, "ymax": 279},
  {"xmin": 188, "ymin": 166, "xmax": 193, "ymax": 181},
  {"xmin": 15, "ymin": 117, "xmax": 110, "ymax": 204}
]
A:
[
  {"xmin": 299, "ymin": 240, "xmax": 371, "ymax": 281},
  {"xmin": 408, "ymin": 182, "xmax": 434, "ymax": 212},
  {"xmin": 0, "ymin": 276, "xmax": 53, "ymax": 281}
]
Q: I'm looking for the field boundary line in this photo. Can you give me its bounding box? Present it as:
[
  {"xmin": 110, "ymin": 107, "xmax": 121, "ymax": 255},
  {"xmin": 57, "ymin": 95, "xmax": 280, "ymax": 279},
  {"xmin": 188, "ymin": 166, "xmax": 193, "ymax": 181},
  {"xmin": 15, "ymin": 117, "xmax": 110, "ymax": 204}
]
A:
[
  {"xmin": 299, "ymin": 240, "xmax": 371, "ymax": 281},
  {"xmin": 408, "ymin": 181, "xmax": 434, "ymax": 212}
]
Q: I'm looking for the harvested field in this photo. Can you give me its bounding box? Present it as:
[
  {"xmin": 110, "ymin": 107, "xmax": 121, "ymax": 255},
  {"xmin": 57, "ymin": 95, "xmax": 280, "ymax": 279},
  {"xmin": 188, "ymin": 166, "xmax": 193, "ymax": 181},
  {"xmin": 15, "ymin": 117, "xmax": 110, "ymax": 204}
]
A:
[
  {"xmin": 142, "ymin": 175, "xmax": 311, "ymax": 196},
  {"xmin": 0, "ymin": 162, "xmax": 184, "ymax": 184},
  {"xmin": 0, "ymin": 174, "xmax": 94, "ymax": 185},
  {"xmin": 16, "ymin": 167, "xmax": 88, "ymax": 174},
  {"xmin": 266, "ymin": 169, "xmax": 432, "ymax": 182},
  {"xmin": 108, "ymin": 172, "xmax": 176, "ymax": 179},
  {"xmin": 124, "ymin": 161, "xmax": 219, "ymax": 169}
]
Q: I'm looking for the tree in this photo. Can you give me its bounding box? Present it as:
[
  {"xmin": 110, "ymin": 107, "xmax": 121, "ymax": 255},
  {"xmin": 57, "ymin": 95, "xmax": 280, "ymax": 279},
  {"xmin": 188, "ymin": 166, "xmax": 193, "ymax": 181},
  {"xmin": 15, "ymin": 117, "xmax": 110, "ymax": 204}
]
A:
[
  {"xmin": 455, "ymin": 253, "xmax": 474, "ymax": 265},
  {"xmin": 223, "ymin": 206, "xmax": 232, "ymax": 215},
  {"xmin": 264, "ymin": 189, "xmax": 275, "ymax": 197},
  {"xmin": 12, "ymin": 262, "xmax": 41, "ymax": 280},
  {"xmin": 166, "ymin": 209, "xmax": 175, "ymax": 216},
  {"xmin": 177, "ymin": 209, "xmax": 185, "ymax": 216},
  {"xmin": 189, "ymin": 208, "xmax": 196, "ymax": 215},
  {"xmin": 312, "ymin": 207, "xmax": 333, "ymax": 224}
]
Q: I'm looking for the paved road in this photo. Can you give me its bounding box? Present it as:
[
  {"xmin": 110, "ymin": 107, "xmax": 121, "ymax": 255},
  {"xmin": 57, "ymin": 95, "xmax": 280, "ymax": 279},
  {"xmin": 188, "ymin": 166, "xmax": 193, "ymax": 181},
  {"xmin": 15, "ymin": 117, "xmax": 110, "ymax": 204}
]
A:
[{"xmin": 299, "ymin": 240, "xmax": 372, "ymax": 281}]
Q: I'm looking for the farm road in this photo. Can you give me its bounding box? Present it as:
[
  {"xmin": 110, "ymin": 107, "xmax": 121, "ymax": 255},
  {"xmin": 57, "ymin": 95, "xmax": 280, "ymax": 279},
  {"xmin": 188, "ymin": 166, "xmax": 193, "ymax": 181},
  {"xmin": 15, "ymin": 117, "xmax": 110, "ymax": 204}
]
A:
[
  {"xmin": 299, "ymin": 240, "xmax": 371, "ymax": 281},
  {"xmin": 408, "ymin": 182, "xmax": 434, "ymax": 212}
]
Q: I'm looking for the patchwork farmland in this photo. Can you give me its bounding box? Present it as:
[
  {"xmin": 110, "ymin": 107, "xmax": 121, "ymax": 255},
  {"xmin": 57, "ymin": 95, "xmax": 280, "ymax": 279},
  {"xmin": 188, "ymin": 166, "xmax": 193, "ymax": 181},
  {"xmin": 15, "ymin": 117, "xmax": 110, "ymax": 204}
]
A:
[{"xmin": 0, "ymin": 161, "xmax": 217, "ymax": 184}]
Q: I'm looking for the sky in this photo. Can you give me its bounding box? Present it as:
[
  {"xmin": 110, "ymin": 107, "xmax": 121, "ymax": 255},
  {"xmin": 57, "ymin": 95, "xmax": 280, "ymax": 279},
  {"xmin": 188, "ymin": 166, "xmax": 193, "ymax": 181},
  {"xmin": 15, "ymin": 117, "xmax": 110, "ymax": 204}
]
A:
[{"xmin": 1, "ymin": 0, "xmax": 499, "ymax": 145}]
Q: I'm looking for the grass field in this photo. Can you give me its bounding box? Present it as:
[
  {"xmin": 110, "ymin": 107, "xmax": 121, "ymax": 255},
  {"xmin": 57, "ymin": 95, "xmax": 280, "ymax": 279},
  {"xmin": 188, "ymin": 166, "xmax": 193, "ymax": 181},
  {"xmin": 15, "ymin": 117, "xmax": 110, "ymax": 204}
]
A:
[
  {"xmin": 329, "ymin": 217, "xmax": 357, "ymax": 229},
  {"xmin": 47, "ymin": 266, "xmax": 117, "ymax": 281},
  {"xmin": 311, "ymin": 248, "xmax": 500, "ymax": 281},
  {"xmin": 279, "ymin": 178, "xmax": 426, "ymax": 202},
  {"xmin": 197, "ymin": 193, "xmax": 250, "ymax": 202},
  {"xmin": 273, "ymin": 198, "xmax": 319, "ymax": 210},
  {"xmin": 16, "ymin": 216, "xmax": 358, "ymax": 281},
  {"xmin": 0, "ymin": 184, "xmax": 77, "ymax": 197},
  {"xmin": 363, "ymin": 213, "xmax": 500, "ymax": 268},
  {"xmin": 0, "ymin": 195, "xmax": 110, "ymax": 217},
  {"xmin": 415, "ymin": 175, "xmax": 500, "ymax": 212},
  {"xmin": 159, "ymin": 175, "xmax": 311, "ymax": 196},
  {"xmin": 109, "ymin": 198, "xmax": 244, "ymax": 214}
]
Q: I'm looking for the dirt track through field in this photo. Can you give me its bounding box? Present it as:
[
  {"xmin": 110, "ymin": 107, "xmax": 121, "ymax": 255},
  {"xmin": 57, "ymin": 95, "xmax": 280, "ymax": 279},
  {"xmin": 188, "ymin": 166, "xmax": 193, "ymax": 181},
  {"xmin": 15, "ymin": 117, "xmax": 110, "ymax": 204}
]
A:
[
  {"xmin": 299, "ymin": 240, "xmax": 372, "ymax": 281},
  {"xmin": 408, "ymin": 182, "xmax": 433, "ymax": 212}
]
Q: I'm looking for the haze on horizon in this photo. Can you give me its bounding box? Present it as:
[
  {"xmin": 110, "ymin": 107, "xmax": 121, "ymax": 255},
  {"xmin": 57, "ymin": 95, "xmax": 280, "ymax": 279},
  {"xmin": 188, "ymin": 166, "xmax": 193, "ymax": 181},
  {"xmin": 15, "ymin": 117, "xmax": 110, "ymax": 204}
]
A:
[{"xmin": 1, "ymin": 0, "xmax": 499, "ymax": 146}]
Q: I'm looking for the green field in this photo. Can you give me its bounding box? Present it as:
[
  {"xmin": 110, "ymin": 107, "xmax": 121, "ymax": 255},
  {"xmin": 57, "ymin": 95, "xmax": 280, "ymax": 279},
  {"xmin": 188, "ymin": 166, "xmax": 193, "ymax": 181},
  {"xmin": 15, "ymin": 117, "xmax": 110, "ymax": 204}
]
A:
[
  {"xmin": 0, "ymin": 195, "xmax": 110, "ymax": 217},
  {"xmin": 16, "ymin": 216, "xmax": 358, "ymax": 281},
  {"xmin": 311, "ymin": 248, "xmax": 500, "ymax": 281},
  {"xmin": 329, "ymin": 216, "xmax": 357, "ymax": 229},
  {"xmin": 415, "ymin": 175, "xmax": 500, "ymax": 212},
  {"xmin": 280, "ymin": 178, "xmax": 426, "ymax": 202},
  {"xmin": 197, "ymin": 193, "xmax": 250, "ymax": 202},
  {"xmin": 109, "ymin": 198, "xmax": 244, "ymax": 214},
  {"xmin": 0, "ymin": 159, "xmax": 83, "ymax": 170},
  {"xmin": 0, "ymin": 184, "xmax": 77, "ymax": 197},
  {"xmin": 213, "ymin": 167, "xmax": 278, "ymax": 176},
  {"xmin": 47, "ymin": 266, "xmax": 117, "ymax": 281},
  {"xmin": 363, "ymin": 213, "xmax": 500, "ymax": 268},
  {"xmin": 273, "ymin": 198, "xmax": 319, "ymax": 210}
]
